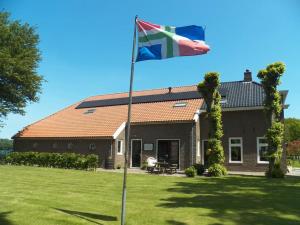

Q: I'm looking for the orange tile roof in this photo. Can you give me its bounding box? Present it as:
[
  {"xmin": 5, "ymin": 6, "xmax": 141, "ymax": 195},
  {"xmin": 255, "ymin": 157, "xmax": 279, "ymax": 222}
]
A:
[{"xmin": 15, "ymin": 85, "xmax": 203, "ymax": 139}]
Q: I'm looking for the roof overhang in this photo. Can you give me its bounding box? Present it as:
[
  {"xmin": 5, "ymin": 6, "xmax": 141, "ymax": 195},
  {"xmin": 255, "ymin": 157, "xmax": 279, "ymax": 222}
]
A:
[
  {"xmin": 113, "ymin": 122, "xmax": 126, "ymax": 139},
  {"xmin": 13, "ymin": 136, "xmax": 113, "ymax": 140}
]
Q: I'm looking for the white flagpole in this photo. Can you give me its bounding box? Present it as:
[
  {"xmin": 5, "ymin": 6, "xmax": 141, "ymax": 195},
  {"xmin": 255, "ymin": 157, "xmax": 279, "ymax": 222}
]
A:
[{"xmin": 121, "ymin": 15, "xmax": 138, "ymax": 225}]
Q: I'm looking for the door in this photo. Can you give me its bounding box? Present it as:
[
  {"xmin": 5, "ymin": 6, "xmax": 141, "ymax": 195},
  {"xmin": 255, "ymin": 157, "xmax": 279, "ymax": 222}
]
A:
[
  {"xmin": 131, "ymin": 140, "xmax": 142, "ymax": 167},
  {"xmin": 202, "ymin": 140, "xmax": 209, "ymax": 167},
  {"xmin": 157, "ymin": 140, "xmax": 179, "ymax": 167}
]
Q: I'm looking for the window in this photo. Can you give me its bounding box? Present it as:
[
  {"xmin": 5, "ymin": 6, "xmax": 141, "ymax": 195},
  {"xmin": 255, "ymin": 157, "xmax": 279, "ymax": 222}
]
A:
[
  {"xmin": 52, "ymin": 142, "xmax": 58, "ymax": 149},
  {"xmin": 33, "ymin": 142, "xmax": 38, "ymax": 149},
  {"xmin": 220, "ymin": 95, "xmax": 227, "ymax": 104},
  {"xmin": 84, "ymin": 109, "xmax": 96, "ymax": 114},
  {"xmin": 67, "ymin": 142, "xmax": 73, "ymax": 150},
  {"xmin": 117, "ymin": 140, "xmax": 123, "ymax": 155},
  {"xmin": 173, "ymin": 102, "xmax": 187, "ymax": 107},
  {"xmin": 197, "ymin": 141, "xmax": 200, "ymax": 157},
  {"xmin": 229, "ymin": 137, "xmax": 243, "ymax": 163},
  {"xmin": 257, "ymin": 137, "xmax": 269, "ymax": 163},
  {"xmin": 89, "ymin": 143, "xmax": 96, "ymax": 151}
]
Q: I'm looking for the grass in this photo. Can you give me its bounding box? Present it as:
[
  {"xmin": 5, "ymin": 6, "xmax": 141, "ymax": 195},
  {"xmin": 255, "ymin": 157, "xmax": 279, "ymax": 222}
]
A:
[
  {"xmin": 291, "ymin": 160, "xmax": 300, "ymax": 168},
  {"xmin": 0, "ymin": 165, "xmax": 300, "ymax": 225}
]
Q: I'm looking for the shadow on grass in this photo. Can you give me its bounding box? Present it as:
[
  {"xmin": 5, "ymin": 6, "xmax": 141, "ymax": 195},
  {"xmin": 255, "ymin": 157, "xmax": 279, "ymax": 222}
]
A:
[
  {"xmin": 166, "ymin": 220, "xmax": 188, "ymax": 225},
  {"xmin": 0, "ymin": 212, "xmax": 13, "ymax": 225},
  {"xmin": 54, "ymin": 208, "xmax": 117, "ymax": 225},
  {"xmin": 159, "ymin": 176, "xmax": 300, "ymax": 225}
]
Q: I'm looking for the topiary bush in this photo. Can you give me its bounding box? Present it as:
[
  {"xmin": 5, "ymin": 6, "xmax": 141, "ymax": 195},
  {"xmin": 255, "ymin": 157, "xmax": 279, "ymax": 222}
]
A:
[
  {"xmin": 257, "ymin": 62, "xmax": 286, "ymax": 178},
  {"xmin": 185, "ymin": 166, "xmax": 196, "ymax": 177},
  {"xmin": 4, "ymin": 152, "xmax": 99, "ymax": 170},
  {"xmin": 193, "ymin": 163, "xmax": 205, "ymax": 176},
  {"xmin": 208, "ymin": 163, "xmax": 227, "ymax": 177}
]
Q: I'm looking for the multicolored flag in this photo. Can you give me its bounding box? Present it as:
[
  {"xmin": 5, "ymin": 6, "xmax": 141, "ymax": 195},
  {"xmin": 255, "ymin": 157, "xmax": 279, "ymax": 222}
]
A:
[{"xmin": 136, "ymin": 19, "xmax": 210, "ymax": 62}]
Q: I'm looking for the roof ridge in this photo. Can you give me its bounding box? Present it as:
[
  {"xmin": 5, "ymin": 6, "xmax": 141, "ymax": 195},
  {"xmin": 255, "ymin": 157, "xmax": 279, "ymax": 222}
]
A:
[
  {"xmin": 86, "ymin": 80, "xmax": 261, "ymax": 100},
  {"xmin": 86, "ymin": 84, "xmax": 198, "ymax": 99}
]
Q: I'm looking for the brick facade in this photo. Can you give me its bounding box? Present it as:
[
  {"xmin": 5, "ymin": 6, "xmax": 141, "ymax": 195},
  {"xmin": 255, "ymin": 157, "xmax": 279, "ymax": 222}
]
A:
[{"xmin": 13, "ymin": 109, "xmax": 287, "ymax": 172}]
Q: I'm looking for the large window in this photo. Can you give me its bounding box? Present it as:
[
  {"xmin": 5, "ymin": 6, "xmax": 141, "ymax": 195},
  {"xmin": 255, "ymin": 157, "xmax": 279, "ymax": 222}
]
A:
[
  {"xmin": 229, "ymin": 137, "xmax": 243, "ymax": 163},
  {"xmin": 117, "ymin": 140, "xmax": 123, "ymax": 155},
  {"xmin": 257, "ymin": 137, "xmax": 269, "ymax": 163}
]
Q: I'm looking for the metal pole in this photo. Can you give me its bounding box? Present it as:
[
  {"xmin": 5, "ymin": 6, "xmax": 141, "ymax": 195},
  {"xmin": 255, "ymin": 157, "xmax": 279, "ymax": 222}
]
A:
[{"xmin": 121, "ymin": 15, "xmax": 138, "ymax": 225}]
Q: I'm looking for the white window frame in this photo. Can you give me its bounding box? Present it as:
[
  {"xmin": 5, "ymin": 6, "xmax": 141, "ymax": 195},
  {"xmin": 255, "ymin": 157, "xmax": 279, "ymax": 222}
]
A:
[
  {"xmin": 229, "ymin": 137, "xmax": 243, "ymax": 163},
  {"xmin": 197, "ymin": 140, "xmax": 200, "ymax": 157},
  {"xmin": 257, "ymin": 137, "xmax": 269, "ymax": 164},
  {"xmin": 117, "ymin": 140, "xmax": 123, "ymax": 155}
]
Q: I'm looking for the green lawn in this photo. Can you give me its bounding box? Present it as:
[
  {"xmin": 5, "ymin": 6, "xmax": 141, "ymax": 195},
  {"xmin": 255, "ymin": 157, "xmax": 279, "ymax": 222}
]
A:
[
  {"xmin": 291, "ymin": 160, "xmax": 300, "ymax": 168},
  {"xmin": 0, "ymin": 166, "xmax": 300, "ymax": 225}
]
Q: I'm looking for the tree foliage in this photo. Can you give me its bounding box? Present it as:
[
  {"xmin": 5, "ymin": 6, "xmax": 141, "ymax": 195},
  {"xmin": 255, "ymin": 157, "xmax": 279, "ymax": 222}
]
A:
[
  {"xmin": 198, "ymin": 72, "xmax": 226, "ymax": 176},
  {"xmin": 257, "ymin": 62, "xmax": 285, "ymax": 178},
  {"xmin": 0, "ymin": 138, "xmax": 13, "ymax": 150},
  {"xmin": 284, "ymin": 118, "xmax": 300, "ymax": 142},
  {"xmin": 0, "ymin": 12, "xmax": 43, "ymax": 126}
]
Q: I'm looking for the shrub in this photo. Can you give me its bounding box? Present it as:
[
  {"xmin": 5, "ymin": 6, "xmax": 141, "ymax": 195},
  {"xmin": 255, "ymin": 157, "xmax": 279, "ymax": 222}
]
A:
[
  {"xmin": 208, "ymin": 163, "xmax": 227, "ymax": 177},
  {"xmin": 4, "ymin": 152, "xmax": 99, "ymax": 170},
  {"xmin": 141, "ymin": 161, "xmax": 148, "ymax": 170},
  {"xmin": 265, "ymin": 162, "xmax": 285, "ymax": 178},
  {"xmin": 193, "ymin": 163, "xmax": 205, "ymax": 176},
  {"xmin": 185, "ymin": 166, "xmax": 196, "ymax": 177},
  {"xmin": 116, "ymin": 164, "xmax": 122, "ymax": 169}
]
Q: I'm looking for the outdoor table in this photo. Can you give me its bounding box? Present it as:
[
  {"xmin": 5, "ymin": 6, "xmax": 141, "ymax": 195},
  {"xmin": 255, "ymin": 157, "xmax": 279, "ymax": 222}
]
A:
[{"xmin": 153, "ymin": 162, "xmax": 177, "ymax": 174}]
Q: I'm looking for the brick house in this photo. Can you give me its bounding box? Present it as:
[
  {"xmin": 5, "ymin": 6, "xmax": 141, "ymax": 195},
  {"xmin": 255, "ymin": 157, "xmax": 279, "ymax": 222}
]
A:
[{"xmin": 13, "ymin": 70, "xmax": 289, "ymax": 171}]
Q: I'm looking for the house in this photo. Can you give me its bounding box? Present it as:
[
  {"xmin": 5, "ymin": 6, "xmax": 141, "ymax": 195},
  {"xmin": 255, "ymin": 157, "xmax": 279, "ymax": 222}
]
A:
[{"xmin": 13, "ymin": 70, "xmax": 289, "ymax": 172}]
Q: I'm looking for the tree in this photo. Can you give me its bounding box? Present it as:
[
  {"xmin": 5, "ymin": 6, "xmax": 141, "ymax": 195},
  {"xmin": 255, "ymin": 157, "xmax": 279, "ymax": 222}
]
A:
[
  {"xmin": 284, "ymin": 118, "xmax": 300, "ymax": 142},
  {"xmin": 198, "ymin": 72, "xmax": 227, "ymax": 176},
  {"xmin": 0, "ymin": 12, "xmax": 43, "ymax": 126},
  {"xmin": 0, "ymin": 138, "xmax": 13, "ymax": 150},
  {"xmin": 257, "ymin": 62, "xmax": 285, "ymax": 178}
]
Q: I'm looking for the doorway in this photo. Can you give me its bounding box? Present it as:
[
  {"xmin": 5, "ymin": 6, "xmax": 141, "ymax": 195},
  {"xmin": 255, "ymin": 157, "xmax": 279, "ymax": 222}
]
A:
[
  {"xmin": 202, "ymin": 140, "xmax": 210, "ymax": 166},
  {"xmin": 157, "ymin": 140, "xmax": 179, "ymax": 167},
  {"xmin": 131, "ymin": 139, "xmax": 142, "ymax": 167}
]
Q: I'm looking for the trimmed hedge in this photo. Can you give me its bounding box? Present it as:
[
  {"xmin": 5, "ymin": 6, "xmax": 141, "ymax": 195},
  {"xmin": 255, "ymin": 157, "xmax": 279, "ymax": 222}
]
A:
[{"xmin": 3, "ymin": 152, "xmax": 99, "ymax": 170}]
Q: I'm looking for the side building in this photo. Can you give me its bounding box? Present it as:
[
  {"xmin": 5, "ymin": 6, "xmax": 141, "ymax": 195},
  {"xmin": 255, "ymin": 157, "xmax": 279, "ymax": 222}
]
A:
[{"xmin": 13, "ymin": 70, "xmax": 289, "ymax": 172}]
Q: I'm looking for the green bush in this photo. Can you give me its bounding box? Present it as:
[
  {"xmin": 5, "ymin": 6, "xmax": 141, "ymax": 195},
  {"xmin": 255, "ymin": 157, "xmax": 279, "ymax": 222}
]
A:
[
  {"xmin": 185, "ymin": 166, "xmax": 196, "ymax": 177},
  {"xmin": 141, "ymin": 161, "xmax": 148, "ymax": 170},
  {"xmin": 265, "ymin": 163, "xmax": 285, "ymax": 178},
  {"xmin": 116, "ymin": 164, "xmax": 122, "ymax": 169},
  {"xmin": 4, "ymin": 152, "xmax": 99, "ymax": 170},
  {"xmin": 193, "ymin": 163, "xmax": 205, "ymax": 176},
  {"xmin": 208, "ymin": 163, "xmax": 227, "ymax": 177}
]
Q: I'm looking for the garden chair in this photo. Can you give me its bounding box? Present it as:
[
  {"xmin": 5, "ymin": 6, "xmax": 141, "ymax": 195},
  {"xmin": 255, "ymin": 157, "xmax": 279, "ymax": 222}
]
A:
[{"xmin": 146, "ymin": 157, "xmax": 158, "ymax": 173}]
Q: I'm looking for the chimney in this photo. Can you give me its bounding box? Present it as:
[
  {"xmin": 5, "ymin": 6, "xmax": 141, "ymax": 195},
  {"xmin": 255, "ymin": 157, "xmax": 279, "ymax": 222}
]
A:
[
  {"xmin": 168, "ymin": 87, "xmax": 172, "ymax": 93},
  {"xmin": 244, "ymin": 69, "xmax": 252, "ymax": 82}
]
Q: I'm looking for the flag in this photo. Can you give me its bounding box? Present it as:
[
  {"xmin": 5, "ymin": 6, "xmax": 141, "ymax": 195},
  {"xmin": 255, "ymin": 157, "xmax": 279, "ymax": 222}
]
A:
[{"xmin": 136, "ymin": 19, "xmax": 210, "ymax": 62}]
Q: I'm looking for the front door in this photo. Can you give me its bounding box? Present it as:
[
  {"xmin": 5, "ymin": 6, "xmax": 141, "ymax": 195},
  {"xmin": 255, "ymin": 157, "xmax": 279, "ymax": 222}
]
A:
[
  {"xmin": 131, "ymin": 140, "xmax": 141, "ymax": 167},
  {"xmin": 202, "ymin": 140, "xmax": 209, "ymax": 167},
  {"xmin": 157, "ymin": 140, "xmax": 179, "ymax": 167}
]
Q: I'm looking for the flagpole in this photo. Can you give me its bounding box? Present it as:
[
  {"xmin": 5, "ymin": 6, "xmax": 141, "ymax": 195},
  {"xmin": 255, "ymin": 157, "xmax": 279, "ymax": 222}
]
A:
[{"xmin": 121, "ymin": 15, "xmax": 138, "ymax": 225}]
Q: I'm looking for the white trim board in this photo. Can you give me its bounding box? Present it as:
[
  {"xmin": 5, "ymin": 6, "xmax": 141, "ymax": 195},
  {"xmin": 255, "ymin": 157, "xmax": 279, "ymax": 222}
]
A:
[{"xmin": 113, "ymin": 122, "xmax": 126, "ymax": 139}]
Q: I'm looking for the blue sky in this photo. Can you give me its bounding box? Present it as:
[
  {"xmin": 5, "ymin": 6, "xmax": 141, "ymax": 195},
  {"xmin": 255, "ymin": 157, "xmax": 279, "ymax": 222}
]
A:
[{"xmin": 1, "ymin": 0, "xmax": 300, "ymax": 139}]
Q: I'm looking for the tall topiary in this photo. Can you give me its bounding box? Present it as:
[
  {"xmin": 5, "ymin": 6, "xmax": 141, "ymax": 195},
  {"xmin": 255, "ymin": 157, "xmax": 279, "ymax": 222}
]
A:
[
  {"xmin": 257, "ymin": 62, "xmax": 285, "ymax": 178},
  {"xmin": 198, "ymin": 72, "xmax": 227, "ymax": 176}
]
